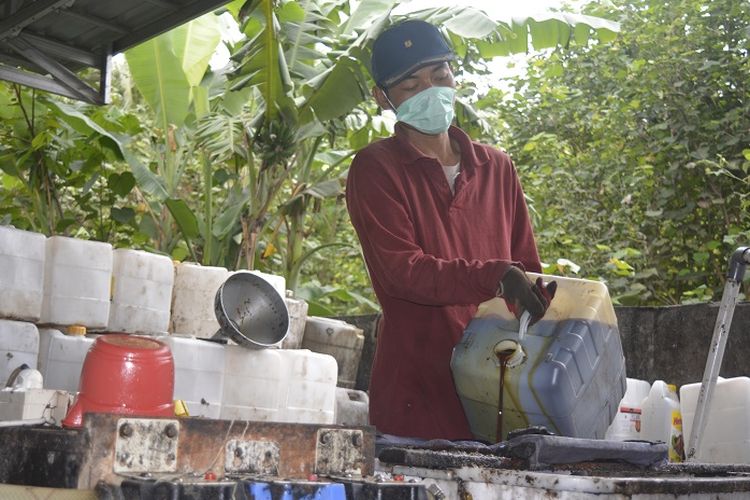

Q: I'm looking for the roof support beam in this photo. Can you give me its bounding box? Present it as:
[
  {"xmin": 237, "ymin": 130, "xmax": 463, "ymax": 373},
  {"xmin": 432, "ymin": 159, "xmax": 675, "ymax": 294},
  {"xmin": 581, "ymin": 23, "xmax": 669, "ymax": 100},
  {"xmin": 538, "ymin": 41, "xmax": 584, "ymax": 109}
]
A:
[
  {"xmin": 139, "ymin": 0, "xmax": 180, "ymax": 10},
  {"xmin": 0, "ymin": 0, "xmax": 75, "ymax": 40},
  {"xmin": 0, "ymin": 64, "xmax": 87, "ymax": 101},
  {"xmin": 5, "ymin": 36, "xmax": 104, "ymax": 104},
  {"xmin": 19, "ymin": 32, "xmax": 100, "ymax": 67},
  {"xmin": 59, "ymin": 9, "xmax": 128, "ymax": 36}
]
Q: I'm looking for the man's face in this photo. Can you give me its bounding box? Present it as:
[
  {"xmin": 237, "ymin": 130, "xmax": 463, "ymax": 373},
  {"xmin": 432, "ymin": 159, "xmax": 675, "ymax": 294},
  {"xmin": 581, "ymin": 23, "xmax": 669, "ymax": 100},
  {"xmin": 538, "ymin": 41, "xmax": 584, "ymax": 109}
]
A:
[{"xmin": 377, "ymin": 62, "xmax": 455, "ymax": 110}]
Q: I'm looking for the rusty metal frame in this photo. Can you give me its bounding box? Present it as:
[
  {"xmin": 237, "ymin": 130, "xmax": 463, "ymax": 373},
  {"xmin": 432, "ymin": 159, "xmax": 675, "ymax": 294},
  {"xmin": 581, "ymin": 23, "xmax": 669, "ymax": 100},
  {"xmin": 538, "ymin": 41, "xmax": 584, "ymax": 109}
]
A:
[{"xmin": 0, "ymin": 413, "xmax": 375, "ymax": 489}]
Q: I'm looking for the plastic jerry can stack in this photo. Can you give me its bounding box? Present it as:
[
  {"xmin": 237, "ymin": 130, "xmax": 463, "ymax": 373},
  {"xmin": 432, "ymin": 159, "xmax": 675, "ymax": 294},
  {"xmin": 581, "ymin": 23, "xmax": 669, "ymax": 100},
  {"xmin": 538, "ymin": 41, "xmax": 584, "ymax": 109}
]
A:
[
  {"xmin": 0, "ymin": 320, "xmax": 39, "ymax": 385},
  {"xmin": 605, "ymin": 378, "xmax": 651, "ymax": 442},
  {"xmin": 641, "ymin": 380, "xmax": 684, "ymax": 462},
  {"xmin": 37, "ymin": 327, "xmax": 95, "ymax": 393},
  {"xmin": 41, "ymin": 236, "xmax": 113, "ymax": 329},
  {"xmin": 302, "ymin": 316, "xmax": 364, "ymax": 389},
  {"xmin": 108, "ymin": 249, "xmax": 174, "ymax": 335},
  {"xmin": 680, "ymin": 376, "xmax": 750, "ymax": 464},
  {"xmin": 451, "ymin": 272, "xmax": 627, "ymax": 442},
  {"xmin": 158, "ymin": 335, "xmax": 225, "ymax": 418},
  {"xmin": 0, "ymin": 226, "xmax": 46, "ymax": 322},
  {"xmin": 284, "ymin": 349, "xmax": 337, "ymax": 424},
  {"xmin": 170, "ymin": 262, "xmax": 230, "ymax": 339},
  {"xmin": 221, "ymin": 346, "xmax": 288, "ymax": 422}
]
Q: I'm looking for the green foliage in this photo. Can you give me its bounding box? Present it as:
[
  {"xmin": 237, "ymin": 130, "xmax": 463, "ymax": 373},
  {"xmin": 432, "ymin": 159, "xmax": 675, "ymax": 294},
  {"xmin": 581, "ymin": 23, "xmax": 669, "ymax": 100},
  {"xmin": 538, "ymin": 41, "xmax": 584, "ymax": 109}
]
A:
[
  {"xmin": 483, "ymin": 0, "xmax": 750, "ymax": 304},
  {"xmin": 0, "ymin": 84, "xmax": 140, "ymax": 245},
  {"xmin": 0, "ymin": 1, "xmax": 634, "ymax": 316}
]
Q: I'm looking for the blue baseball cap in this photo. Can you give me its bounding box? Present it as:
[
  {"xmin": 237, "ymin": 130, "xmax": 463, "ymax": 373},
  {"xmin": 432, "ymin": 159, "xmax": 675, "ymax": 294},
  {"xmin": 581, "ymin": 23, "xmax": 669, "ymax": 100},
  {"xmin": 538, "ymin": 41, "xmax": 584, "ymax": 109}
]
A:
[{"xmin": 371, "ymin": 20, "xmax": 456, "ymax": 89}]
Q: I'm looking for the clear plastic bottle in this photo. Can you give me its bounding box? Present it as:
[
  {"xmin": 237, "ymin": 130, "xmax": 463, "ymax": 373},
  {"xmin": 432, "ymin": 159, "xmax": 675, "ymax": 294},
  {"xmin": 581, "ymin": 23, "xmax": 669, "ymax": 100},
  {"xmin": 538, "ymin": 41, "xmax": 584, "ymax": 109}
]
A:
[
  {"xmin": 641, "ymin": 380, "xmax": 684, "ymax": 462},
  {"xmin": 605, "ymin": 378, "xmax": 651, "ymax": 441}
]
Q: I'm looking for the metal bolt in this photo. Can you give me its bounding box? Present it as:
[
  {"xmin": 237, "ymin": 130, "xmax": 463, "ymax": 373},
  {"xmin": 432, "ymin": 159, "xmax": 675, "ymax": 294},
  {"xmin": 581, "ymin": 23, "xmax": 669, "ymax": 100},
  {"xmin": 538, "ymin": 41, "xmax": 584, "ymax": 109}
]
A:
[
  {"xmin": 234, "ymin": 447, "xmax": 244, "ymax": 458},
  {"xmin": 351, "ymin": 433, "xmax": 362, "ymax": 447},
  {"xmin": 164, "ymin": 423, "xmax": 178, "ymax": 438},
  {"xmin": 319, "ymin": 432, "xmax": 331, "ymax": 445},
  {"xmin": 119, "ymin": 423, "xmax": 133, "ymax": 438}
]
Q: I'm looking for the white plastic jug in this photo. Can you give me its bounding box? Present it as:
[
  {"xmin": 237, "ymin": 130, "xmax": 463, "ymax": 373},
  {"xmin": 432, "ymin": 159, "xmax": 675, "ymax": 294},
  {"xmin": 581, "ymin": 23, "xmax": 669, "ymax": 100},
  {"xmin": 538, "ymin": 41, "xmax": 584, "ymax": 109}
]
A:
[
  {"xmin": 0, "ymin": 320, "xmax": 39, "ymax": 385},
  {"xmin": 641, "ymin": 380, "xmax": 684, "ymax": 462},
  {"xmin": 221, "ymin": 346, "xmax": 288, "ymax": 422},
  {"xmin": 284, "ymin": 349, "xmax": 337, "ymax": 424},
  {"xmin": 220, "ymin": 347, "xmax": 337, "ymax": 424},
  {"xmin": 0, "ymin": 226, "xmax": 46, "ymax": 322},
  {"xmin": 335, "ymin": 387, "xmax": 369, "ymax": 426},
  {"xmin": 680, "ymin": 376, "xmax": 750, "ymax": 464},
  {"xmin": 605, "ymin": 378, "xmax": 651, "ymax": 442},
  {"xmin": 37, "ymin": 328, "xmax": 95, "ymax": 393},
  {"xmin": 170, "ymin": 262, "xmax": 230, "ymax": 338},
  {"xmin": 41, "ymin": 236, "xmax": 113, "ymax": 329},
  {"xmin": 277, "ymin": 295, "xmax": 308, "ymax": 349},
  {"xmin": 451, "ymin": 272, "xmax": 626, "ymax": 442},
  {"xmin": 158, "ymin": 336, "xmax": 225, "ymax": 418},
  {"xmin": 108, "ymin": 249, "xmax": 174, "ymax": 335},
  {"xmin": 302, "ymin": 317, "xmax": 364, "ymax": 389}
]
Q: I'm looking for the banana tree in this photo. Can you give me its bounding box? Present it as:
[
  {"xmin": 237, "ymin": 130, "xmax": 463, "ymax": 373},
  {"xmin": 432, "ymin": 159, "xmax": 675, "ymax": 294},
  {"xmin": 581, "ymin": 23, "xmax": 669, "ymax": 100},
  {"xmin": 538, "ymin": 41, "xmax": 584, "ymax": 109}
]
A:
[{"xmin": 124, "ymin": 13, "xmax": 222, "ymax": 257}]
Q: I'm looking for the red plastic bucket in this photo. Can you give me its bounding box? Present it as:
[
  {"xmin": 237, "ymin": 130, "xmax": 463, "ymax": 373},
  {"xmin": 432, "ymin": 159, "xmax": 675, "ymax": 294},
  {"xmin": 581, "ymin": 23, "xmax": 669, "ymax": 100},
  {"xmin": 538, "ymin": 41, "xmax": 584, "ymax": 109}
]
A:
[{"xmin": 62, "ymin": 334, "xmax": 174, "ymax": 428}]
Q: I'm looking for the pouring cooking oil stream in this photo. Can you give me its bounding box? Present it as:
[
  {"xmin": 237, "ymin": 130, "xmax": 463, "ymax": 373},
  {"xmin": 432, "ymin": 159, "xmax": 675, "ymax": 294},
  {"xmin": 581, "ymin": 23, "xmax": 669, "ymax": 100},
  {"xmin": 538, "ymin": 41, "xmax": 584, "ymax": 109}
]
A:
[{"xmin": 494, "ymin": 310, "xmax": 531, "ymax": 442}]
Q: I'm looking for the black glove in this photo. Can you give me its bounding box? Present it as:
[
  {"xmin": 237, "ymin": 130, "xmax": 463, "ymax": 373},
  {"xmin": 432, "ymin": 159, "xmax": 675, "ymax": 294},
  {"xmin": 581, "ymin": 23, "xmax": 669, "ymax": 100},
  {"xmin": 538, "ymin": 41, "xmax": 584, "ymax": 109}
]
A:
[{"xmin": 499, "ymin": 266, "xmax": 557, "ymax": 324}]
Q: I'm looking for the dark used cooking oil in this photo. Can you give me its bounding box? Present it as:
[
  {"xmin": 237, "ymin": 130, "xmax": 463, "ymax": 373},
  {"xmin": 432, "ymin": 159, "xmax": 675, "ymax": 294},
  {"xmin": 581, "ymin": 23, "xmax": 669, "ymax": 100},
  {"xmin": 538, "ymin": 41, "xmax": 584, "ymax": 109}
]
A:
[{"xmin": 495, "ymin": 348, "xmax": 515, "ymax": 443}]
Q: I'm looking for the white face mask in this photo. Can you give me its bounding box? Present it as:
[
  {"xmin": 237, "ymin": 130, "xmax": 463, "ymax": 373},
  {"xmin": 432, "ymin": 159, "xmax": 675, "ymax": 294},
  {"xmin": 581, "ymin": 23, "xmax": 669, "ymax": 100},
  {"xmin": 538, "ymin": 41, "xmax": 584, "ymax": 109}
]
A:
[{"xmin": 390, "ymin": 86, "xmax": 457, "ymax": 135}]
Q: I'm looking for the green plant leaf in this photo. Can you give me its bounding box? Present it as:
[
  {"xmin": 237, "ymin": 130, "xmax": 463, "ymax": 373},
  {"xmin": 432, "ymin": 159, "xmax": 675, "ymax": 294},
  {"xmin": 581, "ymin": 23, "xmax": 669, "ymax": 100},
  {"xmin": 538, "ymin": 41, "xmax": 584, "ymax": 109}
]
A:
[
  {"xmin": 108, "ymin": 172, "xmax": 136, "ymax": 197},
  {"xmin": 46, "ymin": 101, "xmax": 125, "ymax": 158},
  {"xmin": 126, "ymin": 32, "xmax": 191, "ymax": 129},
  {"xmin": 166, "ymin": 198, "xmax": 201, "ymax": 239},
  {"xmin": 111, "ymin": 207, "xmax": 136, "ymax": 224},
  {"xmin": 174, "ymin": 15, "xmax": 222, "ymax": 88},
  {"xmin": 123, "ymin": 151, "xmax": 169, "ymax": 201}
]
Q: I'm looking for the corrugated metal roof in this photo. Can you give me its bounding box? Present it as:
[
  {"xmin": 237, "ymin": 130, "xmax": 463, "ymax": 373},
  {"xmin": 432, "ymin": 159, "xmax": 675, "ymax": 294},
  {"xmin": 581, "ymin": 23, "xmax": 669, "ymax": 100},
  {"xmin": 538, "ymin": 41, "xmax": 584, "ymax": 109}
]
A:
[{"xmin": 0, "ymin": 0, "xmax": 229, "ymax": 104}]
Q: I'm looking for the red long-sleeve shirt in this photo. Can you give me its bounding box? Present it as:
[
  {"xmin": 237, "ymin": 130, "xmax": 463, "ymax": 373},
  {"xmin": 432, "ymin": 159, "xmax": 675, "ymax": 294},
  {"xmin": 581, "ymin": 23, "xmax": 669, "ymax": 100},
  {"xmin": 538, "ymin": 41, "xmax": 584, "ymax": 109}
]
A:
[{"xmin": 346, "ymin": 124, "xmax": 541, "ymax": 440}]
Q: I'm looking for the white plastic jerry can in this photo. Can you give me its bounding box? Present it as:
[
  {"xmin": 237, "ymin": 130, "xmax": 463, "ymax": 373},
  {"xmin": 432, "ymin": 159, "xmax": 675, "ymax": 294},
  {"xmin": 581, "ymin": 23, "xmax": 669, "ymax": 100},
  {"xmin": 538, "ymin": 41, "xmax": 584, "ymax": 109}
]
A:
[
  {"xmin": 0, "ymin": 320, "xmax": 39, "ymax": 385},
  {"xmin": 277, "ymin": 295, "xmax": 308, "ymax": 350},
  {"xmin": 108, "ymin": 249, "xmax": 174, "ymax": 335},
  {"xmin": 220, "ymin": 346, "xmax": 288, "ymax": 422},
  {"xmin": 335, "ymin": 387, "xmax": 369, "ymax": 426},
  {"xmin": 284, "ymin": 349, "xmax": 337, "ymax": 424},
  {"xmin": 680, "ymin": 376, "xmax": 750, "ymax": 464},
  {"xmin": 605, "ymin": 378, "xmax": 651, "ymax": 442},
  {"xmin": 158, "ymin": 335, "xmax": 225, "ymax": 418},
  {"xmin": 41, "ymin": 236, "xmax": 113, "ymax": 329},
  {"xmin": 0, "ymin": 226, "xmax": 46, "ymax": 322},
  {"xmin": 170, "ymin": 262, "xmax": 230, "ymax": 338},
  {"xmin": 641, "ymin": 380, "xmax": 684, "ymax": 462},
  {"xmin": 37, "ymin": 327, "xmax": 95, "ymax": 393},
  {"xmin": 302, "ymin": 316, "xmax": 364, "ymax": 389}
]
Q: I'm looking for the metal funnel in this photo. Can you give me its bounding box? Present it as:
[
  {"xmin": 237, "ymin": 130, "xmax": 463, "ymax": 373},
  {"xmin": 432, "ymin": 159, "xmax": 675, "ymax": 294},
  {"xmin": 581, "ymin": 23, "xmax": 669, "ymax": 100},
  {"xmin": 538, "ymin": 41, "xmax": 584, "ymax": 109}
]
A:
[{"xmin": 214, "ymin": 272, "xmax": 289, "ymax": 348}]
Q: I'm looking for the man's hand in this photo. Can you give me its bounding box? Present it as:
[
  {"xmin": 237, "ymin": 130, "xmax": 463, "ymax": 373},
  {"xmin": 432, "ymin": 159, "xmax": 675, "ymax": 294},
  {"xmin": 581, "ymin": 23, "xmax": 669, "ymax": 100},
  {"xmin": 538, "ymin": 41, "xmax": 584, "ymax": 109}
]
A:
[{"xmin": 498, "ymin": 266, "xmax": 557, "ymax": 324}]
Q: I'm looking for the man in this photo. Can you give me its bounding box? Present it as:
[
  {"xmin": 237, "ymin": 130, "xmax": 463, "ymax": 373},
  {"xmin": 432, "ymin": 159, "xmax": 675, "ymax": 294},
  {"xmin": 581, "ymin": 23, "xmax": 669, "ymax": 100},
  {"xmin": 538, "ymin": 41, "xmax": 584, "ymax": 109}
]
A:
[{"xmin": 345, "ymin": 20, "xmax": 555, "ymax": 441}]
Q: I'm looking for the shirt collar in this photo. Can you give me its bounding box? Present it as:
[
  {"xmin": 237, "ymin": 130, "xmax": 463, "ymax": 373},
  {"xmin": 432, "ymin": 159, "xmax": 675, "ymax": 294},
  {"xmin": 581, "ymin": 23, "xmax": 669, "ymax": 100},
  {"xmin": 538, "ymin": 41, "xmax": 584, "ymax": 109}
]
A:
[{"xmin": 392, "ymin": 123, "xmax": 490, "ymax": 171}]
